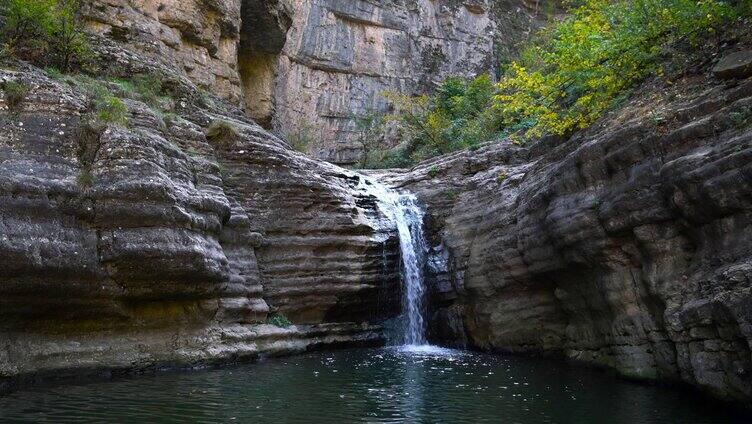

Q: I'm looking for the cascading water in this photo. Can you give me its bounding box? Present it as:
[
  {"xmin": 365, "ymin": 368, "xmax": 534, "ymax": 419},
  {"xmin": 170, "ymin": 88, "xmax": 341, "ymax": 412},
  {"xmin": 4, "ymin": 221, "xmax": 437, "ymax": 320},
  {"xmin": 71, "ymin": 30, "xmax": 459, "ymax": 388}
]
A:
[
  {"xmin": 360, "ymin": 177, "xmax": 430, "ymax": 347},
  {"xmin": 390, "ymin": 194, "xmax": 428, "ymax": 346}
]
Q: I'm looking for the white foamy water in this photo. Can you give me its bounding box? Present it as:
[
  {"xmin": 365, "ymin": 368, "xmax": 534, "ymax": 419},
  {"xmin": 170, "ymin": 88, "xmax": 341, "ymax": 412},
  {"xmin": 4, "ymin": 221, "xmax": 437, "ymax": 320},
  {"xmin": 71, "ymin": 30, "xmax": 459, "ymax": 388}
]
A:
[{"xmin": 360, "ymin": 176, "xmax": 431, "ymax": 347}]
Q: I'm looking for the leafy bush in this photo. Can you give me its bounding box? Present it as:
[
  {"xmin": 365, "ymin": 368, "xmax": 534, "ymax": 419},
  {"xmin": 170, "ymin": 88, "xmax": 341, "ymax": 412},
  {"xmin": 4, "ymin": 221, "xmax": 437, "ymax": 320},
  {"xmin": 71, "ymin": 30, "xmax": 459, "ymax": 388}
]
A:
[
  {"xmin": 266, "ymin": 313, "xmax": 292, "ymax": 328},
  {"xmin": 0, "ymin": 0, "xmax": 91, "ymax": 72},
  {"xmin": 73, "ymin": 118, "xmax": 105, "ymax": 187},
  {"xmin": 112, "ymin": 73, "xmax": 168, "ymax": 110},
  {"xmin": 96, "ymin": 96, "xmax": 127, "ymax": 124},
  {"xmin": 69, "ymin": 75, "xmax": 129, "ymax": 125},
  {"xmin": 731, "ymin": 105, "xmax": 752, "ymax": 129},
  {"xmin": 369, "ymin": 0, "xmax": 738, "ymax": 168},
  {"xmin": 494, "ymin": 0, "xmax": 737, "ymax": 138},
  {"xmin": 2, "ymin": 79, "xmax": 28, "ymax": 112},
  {"xmin": 367, "ymin": 74, "xmax": 498, "ymax": 168}
]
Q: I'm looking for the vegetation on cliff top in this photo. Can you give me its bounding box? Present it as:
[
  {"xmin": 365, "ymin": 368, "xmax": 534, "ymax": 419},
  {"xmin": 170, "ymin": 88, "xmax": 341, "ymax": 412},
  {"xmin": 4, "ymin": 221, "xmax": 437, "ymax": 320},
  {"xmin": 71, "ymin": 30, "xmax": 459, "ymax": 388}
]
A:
[
  {"xmin": 360, "ymin": 0, "xmax": 745, "ymax": 168},
  {"xmin": 0, "ymin": 0, "xmax": 91, "ymax": 72}
]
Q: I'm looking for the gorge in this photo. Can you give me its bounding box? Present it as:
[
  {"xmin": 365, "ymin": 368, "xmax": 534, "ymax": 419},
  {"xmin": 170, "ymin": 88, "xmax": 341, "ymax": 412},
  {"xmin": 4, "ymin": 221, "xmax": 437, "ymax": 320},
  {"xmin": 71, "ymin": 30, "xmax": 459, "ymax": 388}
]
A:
[{"xmin": 1, "ymin": 0, "xmax": 752, "ymax": 421}]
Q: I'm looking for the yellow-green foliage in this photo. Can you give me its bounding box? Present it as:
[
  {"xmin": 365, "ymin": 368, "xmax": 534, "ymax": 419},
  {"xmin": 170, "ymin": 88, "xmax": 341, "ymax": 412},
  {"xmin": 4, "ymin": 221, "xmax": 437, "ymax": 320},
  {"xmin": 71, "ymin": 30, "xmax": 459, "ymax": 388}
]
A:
[
  {"xmin": 372, "ymin": 74, "xmax": 498, "ymax": 167},
  {"xmin": 371, "ymin": 0, "xmax": 739, "ymax": 168},
  {"xmin": 495, "ymin": 0, "xmax": 736, "ymax": 138},
  {"xmin": 0, "ymin": 0, "xmax": 90, "ymax": 72},
  {"xmin": 266, "ymin": 313, "xmax": 292, "ymax": 328},
  {"xmin": 111, "ymin": 73, "xmax": 168, "ymax": 109},
  {"xmin": 70, "ymin": 75, "xmax": 129, "ymax": 125},
  {"xmin": 2, "ymin": 79, "xmax": 28, "ymax": 112}
]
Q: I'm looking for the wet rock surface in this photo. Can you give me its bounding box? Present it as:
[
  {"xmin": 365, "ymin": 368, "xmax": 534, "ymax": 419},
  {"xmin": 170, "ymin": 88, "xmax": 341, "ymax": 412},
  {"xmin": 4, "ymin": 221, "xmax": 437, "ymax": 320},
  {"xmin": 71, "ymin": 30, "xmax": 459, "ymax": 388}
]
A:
[{"xmin": 379, "ymin": 75, "xmax": 752, "ymax": 403}]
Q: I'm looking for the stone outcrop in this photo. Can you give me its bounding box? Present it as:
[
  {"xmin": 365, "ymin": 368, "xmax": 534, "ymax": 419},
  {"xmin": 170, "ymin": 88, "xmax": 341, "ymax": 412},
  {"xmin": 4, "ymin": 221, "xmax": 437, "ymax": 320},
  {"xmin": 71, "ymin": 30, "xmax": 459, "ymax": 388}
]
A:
[
  {"xmin": 0, "ymin": 42, "xmax": 400, "ymax": 386},
  {"xmin": 379, "ymin": 71, "xmax": 752, "ymax": 403},
  {"xmin": 81, "ymin": 0, "xmax": 244, "ymax": 102}
]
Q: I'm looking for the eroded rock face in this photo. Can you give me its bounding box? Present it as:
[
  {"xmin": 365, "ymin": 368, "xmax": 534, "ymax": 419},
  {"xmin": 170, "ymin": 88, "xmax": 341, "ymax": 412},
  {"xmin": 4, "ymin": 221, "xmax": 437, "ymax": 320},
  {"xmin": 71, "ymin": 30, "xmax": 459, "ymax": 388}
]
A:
[
  {"xmin": 0, "ymin": 55, "xmax": 399, "ymax": 386},
  {"xmin": 78, "ymin": 0, "xmax": 535, "ymax": 165},
  {"xmin": 81, "ymin": 0, "xmax": 243, "ymax": 102},
  {"xmin": 270, "ymin": 0, "xmax": 503, "ymax": 165},
  {"xmin": 380, "ymin": 75, "xmax": 752, "ymax": 403}
]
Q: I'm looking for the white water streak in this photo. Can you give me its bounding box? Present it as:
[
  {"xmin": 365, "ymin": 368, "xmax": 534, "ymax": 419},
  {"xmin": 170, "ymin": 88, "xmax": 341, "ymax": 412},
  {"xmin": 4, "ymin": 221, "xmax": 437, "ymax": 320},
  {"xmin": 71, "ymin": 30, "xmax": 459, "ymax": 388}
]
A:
[{"xmin": 362, "ymin": 178, "xmax": 428, "ymax": 346}]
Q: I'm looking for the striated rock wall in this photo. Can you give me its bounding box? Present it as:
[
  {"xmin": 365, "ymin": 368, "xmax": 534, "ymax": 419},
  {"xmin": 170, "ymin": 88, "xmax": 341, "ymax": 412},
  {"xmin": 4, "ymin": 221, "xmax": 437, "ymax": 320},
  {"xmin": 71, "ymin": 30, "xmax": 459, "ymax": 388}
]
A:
[
  {"xmin": 81, "ymin": 0, "xmax": 244, "ymax": 103},
  {"xmin": 0, "ymin": 40, "xmax": 400, "ymax": 385},
  {"xmin": 77, "ymin": 0, "xmax": 536, "ymax": 165},
  {"xmin": 379, "ymin": 73, "xmax": 752, "ymax": 403},
  {"xmin": 269, "ymin": 0, "xmax": 502, "ymax": 164}
]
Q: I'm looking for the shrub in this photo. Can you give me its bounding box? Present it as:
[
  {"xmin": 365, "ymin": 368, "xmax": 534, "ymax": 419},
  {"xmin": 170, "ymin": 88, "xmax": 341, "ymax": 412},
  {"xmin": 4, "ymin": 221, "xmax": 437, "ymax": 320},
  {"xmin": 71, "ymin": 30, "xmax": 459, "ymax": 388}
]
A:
[
  {"xmin": 731, "ymin": 106, "xmax": 752, "ymax": 130},
  {"xmin": 67, "ymin": 75, "xmax": 129, "ymax": 125},
  {"xmin": 266, "ymin": 313, "xmax": 292, "ymax": 328},
  {"xmin": 73, "ymin": 117, "xmax": 105, "ymax": 187},
  {"xmin": 206, "ymin": 119, "xmax": 240, "ymax": 148},
  {"xmin": 372, "ymin": 74, "xmax": 498, "ymax": 168},
  {"xmin": 2, "ymin": 80, "xmax": 28, "ymax": 112},
  {"xmin": 493, "ymin": 0, "xmax": 737, "ymax": 138},
  {"xmin": 97, "ymin": 96, "xmax": 127, "ymax": 124},
  {"xmin": 0, "ymin": 0, "xmax": 91, "ymax": 72},
  {"xmin": 354, "ymin": 109, "xmax": 387, "ymax": 168},
  {"xmin": 368, "ymin": 0, "xmax": 738, "ymax": 167},
  {"xmin": 76, "ymin": 168, "xmax": 93, "ymax": 187},
  {"xmin": 112, "ymin": 73, "xmax": 167, "ymax": 109}
]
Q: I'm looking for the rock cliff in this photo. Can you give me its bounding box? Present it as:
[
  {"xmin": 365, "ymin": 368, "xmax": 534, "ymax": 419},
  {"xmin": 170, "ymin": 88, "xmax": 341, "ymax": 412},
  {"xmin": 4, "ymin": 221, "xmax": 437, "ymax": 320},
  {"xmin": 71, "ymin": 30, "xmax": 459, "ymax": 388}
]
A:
[
  {"xmin": 378, "ymin": 69, "xmax": 752, "ymax": 403},
  {"xmin": 0, "ymin": 47, "xmax": 399, "ymax": 388},
  {"xmin": 77, "ymin": 0, "xmax": 536, "ymax": 165},
  {"xmin": 268, "ymin": 0, "xmax": 509, "ymax": 165}
]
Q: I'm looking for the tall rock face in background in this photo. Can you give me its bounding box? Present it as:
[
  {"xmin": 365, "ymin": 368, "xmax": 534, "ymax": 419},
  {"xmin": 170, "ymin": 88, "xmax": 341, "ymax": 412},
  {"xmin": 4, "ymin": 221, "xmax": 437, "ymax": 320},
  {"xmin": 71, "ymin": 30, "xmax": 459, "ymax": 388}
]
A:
[
  {"xmin": 265, "ymin": 0, "xmax": 501, "ymax": 165},
  {"xmin": 378, "ymin": 73, "xmax": 752, "ymax": 403},
  {"xmin": 78, "ymin": 0, "xmax": 536, "ymax": 166}
]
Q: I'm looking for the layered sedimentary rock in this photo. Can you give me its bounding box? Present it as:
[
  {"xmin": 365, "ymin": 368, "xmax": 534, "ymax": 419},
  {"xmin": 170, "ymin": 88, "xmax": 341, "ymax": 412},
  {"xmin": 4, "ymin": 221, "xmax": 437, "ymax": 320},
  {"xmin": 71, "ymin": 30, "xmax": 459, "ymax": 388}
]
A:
[
  {"xmin": 269, "ymin": 0, "xmax": 502, "ymax": 164},
  {"xmin": 77, "ymin": 0, "xmax": 536, "ymax": 165},
  {"xmin": 81, "ymin": 0, "xmax": 244, "ymax": 102},
  {"xmin": 380, "ymin": 71, "xmax": 752, "ymax": 402},
  {"xmin": 0, "ymin": 42, "xmax": 399, "ymax": 385}
]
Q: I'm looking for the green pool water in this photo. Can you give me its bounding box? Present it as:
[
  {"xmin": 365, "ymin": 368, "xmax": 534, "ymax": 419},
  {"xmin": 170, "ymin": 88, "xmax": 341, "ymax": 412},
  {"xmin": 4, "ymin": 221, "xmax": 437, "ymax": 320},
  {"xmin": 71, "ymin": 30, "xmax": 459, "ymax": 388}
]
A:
[{"xmin": 0, "ymin": 346, "xmax": 748, "ymax": 423}]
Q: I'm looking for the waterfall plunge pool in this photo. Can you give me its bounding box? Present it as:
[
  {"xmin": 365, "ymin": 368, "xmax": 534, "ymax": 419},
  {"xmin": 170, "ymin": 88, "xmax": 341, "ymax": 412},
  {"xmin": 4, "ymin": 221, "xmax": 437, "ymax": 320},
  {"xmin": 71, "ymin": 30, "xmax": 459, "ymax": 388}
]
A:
[{"xmin": 1, "ymin": 347, "xmax": 749, "ymax": 423}]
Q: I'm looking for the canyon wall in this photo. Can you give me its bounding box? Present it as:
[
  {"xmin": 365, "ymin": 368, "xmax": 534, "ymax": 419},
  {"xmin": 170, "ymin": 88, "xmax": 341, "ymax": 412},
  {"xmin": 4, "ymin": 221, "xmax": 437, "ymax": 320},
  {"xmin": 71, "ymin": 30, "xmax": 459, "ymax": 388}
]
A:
[
  {"xmin": 0, "ymin": 35, "xmax": 400, "ymax": 387},
  {"xmin": 268, "ymin": 0, "xmax": 502, "ymax": 165},
  {"xmin": 77, "ymin": 0, "xmax": 535, "ymax": 165},
  {"xmin": 379, "ymin": 69, "xmax": 752, "ymax": 403}
]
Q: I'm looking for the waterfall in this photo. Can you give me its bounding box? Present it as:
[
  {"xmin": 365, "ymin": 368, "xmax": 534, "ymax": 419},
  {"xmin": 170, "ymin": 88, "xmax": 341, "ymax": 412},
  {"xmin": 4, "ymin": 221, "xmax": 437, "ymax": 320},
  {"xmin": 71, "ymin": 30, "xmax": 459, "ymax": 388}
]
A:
[
  {"xmin": 361, "ymin": 178, "xmax": 429, "ymax": 346},
  {"xmin": 391, "ymin": 194, "xmax": 428, "ymax": 346}
]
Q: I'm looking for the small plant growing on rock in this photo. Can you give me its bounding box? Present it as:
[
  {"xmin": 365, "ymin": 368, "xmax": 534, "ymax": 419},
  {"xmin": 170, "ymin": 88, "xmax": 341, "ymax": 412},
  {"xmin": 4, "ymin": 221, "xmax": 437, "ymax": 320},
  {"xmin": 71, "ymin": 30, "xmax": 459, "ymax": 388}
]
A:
[
  {"xmin": 266, "ymin": 313, "xmax": 292, "ymax": 328},
  {"xmin": 2, "ymin": 80, "xmax": 29, "ymax": 113},
  {"xmin": 731, "ymin": 106, "xmax": 752, "ymax": 130},
  {"xmin": 283, "ymin": 119, "xmax": 318, "ymax": 154},
  {"xmin": 73, "ymin": 117, "xmax": 105, "ymax": 188},
  {"xmin": 112, "ymin": 73, "xmax": 168, "ymax": 110},
  {"xmin": 206, "ymin": 120, "xmax": 240, "ymax": 148},
  {"xmin": 428, "ymin": 165, "xmax": 440, "ymax": 178},
  {"xmin": 497, "ymin": 171, "xmax": 508, "ymax": 183},
  {"xmin": 69, "ymin": 75, "xmax": 129, "ymax": 125},
  {"xmin": 76, "ymin": 168, "xmax": 94, "ymax": 187},
  {"xmin": 96, "ymin": 97, "xmax": 128, "ymax": 125}
]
